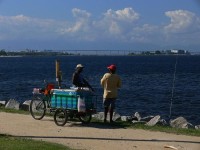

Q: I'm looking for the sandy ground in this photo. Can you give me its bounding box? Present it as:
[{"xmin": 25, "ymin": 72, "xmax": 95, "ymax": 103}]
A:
[{"xmin": 0, "ymin": 112, "xmax": 200, "ymax": 150}]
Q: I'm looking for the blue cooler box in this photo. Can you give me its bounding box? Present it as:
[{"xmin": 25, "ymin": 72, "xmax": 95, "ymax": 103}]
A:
[{"xmin": 51, "ymin": 89, "xmax": 93, "ymax": 109}]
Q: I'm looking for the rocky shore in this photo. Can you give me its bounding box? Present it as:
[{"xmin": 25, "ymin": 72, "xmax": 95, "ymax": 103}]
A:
[{"xmin": 1, "ymin": 99, "xmax": 200, "ymax": 130}]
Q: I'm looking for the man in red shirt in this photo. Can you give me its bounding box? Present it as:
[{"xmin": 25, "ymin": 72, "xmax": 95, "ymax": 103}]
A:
[{"xmin": 100, "ymin": 64, "xmax": 122, "ymax": 123}]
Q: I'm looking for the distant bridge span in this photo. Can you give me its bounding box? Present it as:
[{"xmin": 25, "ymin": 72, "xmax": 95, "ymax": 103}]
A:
[{"xmin": 59, "ymin": 50, "xmax": 140, "ymax": 55}]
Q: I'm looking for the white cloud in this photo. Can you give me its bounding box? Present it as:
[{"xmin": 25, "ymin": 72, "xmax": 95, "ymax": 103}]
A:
[
  {"xmin": 72, "ymin": 8, "xmax": 91, "ymax": 19},
  {"xmin": 0, "ymin": 14, "xmax": 67, "ymax": 40},
  {"xmin": 164, "ymin": 10, "xmax": 198, "ymax": 33},
  {"xmin": 104, "ymin": 7, "xmax": 139, "ymax": 22},
  {"xmin": 0, "ymin": 7, "xmax": 200, "ymax": 50},
  {"xmin": 130, "ymin": 24, "xmax": 160, "ymax": 43},
  {"xmin": 67, "ymin": 8, "xmax": 91, "ymax": 33},
  {"xmin": 92, "ymin": 7, "xmax": 140, "ymax": 40},
  {"xmin": 59, "ymin": 8, "xmax": 93, "ymax": 41},
  {"xmin": 163, "ymin": 10, "xmax": 200, "ymax": 46}
]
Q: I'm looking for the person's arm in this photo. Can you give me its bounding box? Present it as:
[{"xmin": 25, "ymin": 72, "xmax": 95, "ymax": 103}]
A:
[
  {"xmin": 72, "ymin": 72, "xmax": 79, "ymax": 87},
  {"xmin": 100, "ymin": 74, "xmax": 106, "ymax": 87},
  {"xmin": 83, "ymin": 78, "xmax": 95, "ymax": 92}
]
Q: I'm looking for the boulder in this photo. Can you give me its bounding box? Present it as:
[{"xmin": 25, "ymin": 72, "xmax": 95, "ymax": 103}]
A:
[
  {"xmin": 170, "ymin": 117, "xmax": 194, "ymax": 129},
  {"xmin": 92, "ymin": 112, "xmax": 104, "ymax": 120},
  {"xmin": 158, "ymin": 119, "xmax": 168, "ymax": 126},
  {"xmin": 5, "ymin": 99, "xmax": 19, "ymax": 110},
  {"xmin": 195, "ymin": 125, "xmax": 200, "ymax": 130},
  {"xmin": 140, "ymin": 115, "xmax": 154, "ymax": 122},
  {"xmin": 121, "ymin": 116, "xmax": 132, "ymax": 122},
  {"xmin": 20, "ymin": 100, "xmax": 31, "ymax": 111},
  {"xmin": 92, "ymin": 112, "xmax": 121, "ymax": 121},
  {"xmin": 181, "ymin": 123, "xmax": 194, "ymax": 129},
  {"xmin": 112, "ymin": 112, "xmax": 121, "ymax": 121},
  {"xmin": 146, "ymin": 115, "xmax": 161, "ymax": 126},
  {"xmin": 134, "ymin": 112, "xmax": 141, "ymax": 121},
  {"xmin": 0, "ymin": 100, "xmax": 6, "ymax": 107}
]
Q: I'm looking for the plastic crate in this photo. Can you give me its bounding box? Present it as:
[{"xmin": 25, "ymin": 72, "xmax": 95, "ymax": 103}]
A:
[{"xmin": 51, "ymin": 89, "xmax": 94, "ymax": 109}]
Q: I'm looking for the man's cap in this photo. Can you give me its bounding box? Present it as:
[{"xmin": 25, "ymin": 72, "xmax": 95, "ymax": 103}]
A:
[
  {"xmin": 107, "ymin": 64, "xmax": 116, "ymax": 71},
  {"xmin": 76, "ymin": 64, "xmax": 84, "ymax": 68}
]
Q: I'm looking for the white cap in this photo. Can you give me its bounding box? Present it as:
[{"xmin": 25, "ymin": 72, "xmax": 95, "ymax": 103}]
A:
[{"xmin": 76, "ymin": 64, "xmax": 84, "ymax": 68}]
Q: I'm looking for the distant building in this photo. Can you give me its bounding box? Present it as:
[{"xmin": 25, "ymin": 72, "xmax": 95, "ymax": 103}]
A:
[{"xmin": 170, "ymin": 49, "xmax": 188, "ymax": 54}]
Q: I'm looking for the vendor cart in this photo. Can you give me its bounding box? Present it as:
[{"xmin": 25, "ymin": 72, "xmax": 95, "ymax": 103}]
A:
[{"xmin": 51, "ymin": 88, "xmax": 97, "ymax": 126}]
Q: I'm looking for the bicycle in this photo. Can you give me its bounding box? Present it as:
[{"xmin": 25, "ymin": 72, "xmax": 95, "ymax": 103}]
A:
[{"xmin": 30, "ymin": 83, "xmax": 55, "ymax": 120}]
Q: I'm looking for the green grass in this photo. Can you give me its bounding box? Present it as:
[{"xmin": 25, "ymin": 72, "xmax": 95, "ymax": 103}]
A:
[
  {"xmin": 0, "ymin": 106, "xmax": 30, "ymax": 114},
  {"xmin": 91, "ymin": 118, "xmax": 200, "ymax": 137},
  {"xmin": 0, "ymin": 106, "xmax": 54, "ymax": 117},
  {"xmin": 0, "ymin": 134, "xmax": 73, "ymax": 150}
]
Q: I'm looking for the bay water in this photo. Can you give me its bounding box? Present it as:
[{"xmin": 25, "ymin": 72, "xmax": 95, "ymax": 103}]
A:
[{"xmin": 0, "ymin": 55, "xmax": 200, "ymax": 124}]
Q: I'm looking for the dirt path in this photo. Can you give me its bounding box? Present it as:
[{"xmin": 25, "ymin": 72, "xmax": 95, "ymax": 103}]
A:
[{"xmin": 0, "ymin": 112, "xmax": 200, "ymax": 150}]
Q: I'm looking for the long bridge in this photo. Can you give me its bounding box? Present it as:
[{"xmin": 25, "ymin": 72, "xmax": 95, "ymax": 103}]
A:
[
  {"xmin": 54, "ymin": 49, "xmax": 198, "ymax": 56},
  {"xmin": 59, "ymin": 50, "xmax": 137, "ymax": 56}
]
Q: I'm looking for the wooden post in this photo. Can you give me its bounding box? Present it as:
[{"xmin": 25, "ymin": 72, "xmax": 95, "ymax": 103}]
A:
[{"xmin": 55, "ymin": 60, "xmax": 62, "ymax": 88}]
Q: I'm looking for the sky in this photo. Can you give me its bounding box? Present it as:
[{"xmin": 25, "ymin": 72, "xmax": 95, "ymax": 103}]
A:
[{"xmin": 0, "ymin": 0, "xmax": 200, "ymax": 51}]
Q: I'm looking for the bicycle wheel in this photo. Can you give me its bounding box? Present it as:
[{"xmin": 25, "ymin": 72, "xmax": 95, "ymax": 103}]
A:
[
  {"xmin": 78, "ymin": 112, "xmax": 92, "ymax": 124},
  {"xmin": 30, "ymin": 95, "xmax": 46, "ymax": 120},
  {"xmin": 54, "ymin": 108, "xmax": 68, "ymax": 126}
]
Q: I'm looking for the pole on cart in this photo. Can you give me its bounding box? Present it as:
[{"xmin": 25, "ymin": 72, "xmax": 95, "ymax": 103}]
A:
[{"xmin": 56, "ymin": 60, "xmax": 62, "ymax": 89}]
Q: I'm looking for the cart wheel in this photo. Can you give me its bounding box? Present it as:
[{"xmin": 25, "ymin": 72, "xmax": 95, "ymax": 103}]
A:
[
  {"xmin": 54, "ymin": 109, "xmax": 68, "ymax": 126},
  {"xmin": 30, "ymin": 95, "xmax": 46, "ymax": 120},
  {"xmin": 78, "ymin": 112, "xmax": 92, "ymax": 124}
]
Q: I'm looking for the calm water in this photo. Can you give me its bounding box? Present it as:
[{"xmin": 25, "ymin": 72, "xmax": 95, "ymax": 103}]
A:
[{"xmin": 0, "ymin": 55, "xmax": 200, "ymax": 124}]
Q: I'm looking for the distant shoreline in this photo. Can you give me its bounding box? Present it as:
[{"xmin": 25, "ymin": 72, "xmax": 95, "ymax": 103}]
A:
[{"xmin": 0, "ymin": 56, "xmax": 22, "ymax": 57}]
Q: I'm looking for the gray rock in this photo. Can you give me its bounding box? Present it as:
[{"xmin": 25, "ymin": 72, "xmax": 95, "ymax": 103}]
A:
[
  {"xmin": 0, "ymin": 100, "xmax": 6, "ymax": 106},
  {"xmin": 182, "ymin": 123, "xmax": 194, "ymax": 129},
  {"xmin": 134, "ymin": 112, "xmax": 141, "ymax": 121},
  {"xmin": 20, "ymin": 100, "xmax": 31, "ymax": 111},
  {"xmin": 5, "ymin": 99, "xmax": 19, "ymax": 110},
  {"xmin": 140, "ymin": 115, "xmax": 154, "ymax": 122},
  {"xmin": 121, "ymin": 116, "xmax": 131, "ymax": 122},
  {"xmin": 195, "ymin": 125, "xmax": 200, "ymax": 130},
  {"xmin": 92, "ymin": 112, "xmax": 104, "ymax": 120},
  {"xmin": 92, "ymin": 112, "xmax": 121, "ymax": 121},
  {"xmin": 146, "ymin": 115, "xmax": 161, "ymax": 126},
  {"xmin": 127, "ymin": 116, "xmax": 133, "ymax": 121},
  {"xmin": 112, "ymin": 112, "xmax": 121, "ymax": 121},
  {"xmin": 158, "ymin": 119, "xmax": 168, "ymax": 126},
  {"xmin": 170, "ymin": 117, "xmax": 194, "ymax": 129}
]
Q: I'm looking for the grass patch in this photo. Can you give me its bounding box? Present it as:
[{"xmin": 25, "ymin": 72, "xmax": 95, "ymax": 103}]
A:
[
  {"xmin": 0, "ymin": 134, "xmax": 74, "ymax": 150},
  {"xmin": 91, "ymin": 119, "xmax": 200, "ymax": 137},
  {"xmin": 0, "ymin": 106, "xmax": 54, "ymax": 117},
  {"xmin": 0, "ymin": 106, "xmax": 30, "ymax": 115},
  {"xmin": 130, "ymin": 123, "xmax": 200, "ymax": 136}
]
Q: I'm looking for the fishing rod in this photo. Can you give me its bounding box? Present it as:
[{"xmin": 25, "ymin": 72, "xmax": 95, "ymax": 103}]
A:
[{"xmin": 169, "ymin": 56, "xmax": 178, "ymax": 119}]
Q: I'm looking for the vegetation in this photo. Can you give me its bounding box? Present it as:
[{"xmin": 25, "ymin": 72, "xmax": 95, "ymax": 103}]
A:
[
  {"xmin": 0, "ymin": 107, "xmax": 30, "ymax": 114},
  {"xmin": 0, "ymin": 134, "xmax": 73, "ymax": 150},
  {"xmin": 0, "ymin": 49, "xmax": 74, "ymax": 56},
  {"xmin": 0, "ymin": 49, "xmax": 7, "ymax": 56},
  {"xmin": 91, "ymin": 118, "xmax": 200, "ymax": 137}
]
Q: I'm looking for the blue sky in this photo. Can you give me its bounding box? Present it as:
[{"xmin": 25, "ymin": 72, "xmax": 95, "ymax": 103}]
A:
[{"xmin": 0, "ymin": 0, "xmax": 200, "ymax": 51}]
